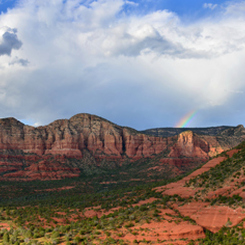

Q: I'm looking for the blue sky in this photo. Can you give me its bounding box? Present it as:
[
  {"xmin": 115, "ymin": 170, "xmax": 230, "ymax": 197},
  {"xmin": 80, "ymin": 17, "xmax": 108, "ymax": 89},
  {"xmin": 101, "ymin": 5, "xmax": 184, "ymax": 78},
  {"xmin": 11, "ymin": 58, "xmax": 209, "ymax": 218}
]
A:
[
  {"xmin": 0, "ymin": 0, "xmax": 245, "ymax": 129},
  {"xmin": 0, "ymin": 0, "xmax": 16, "ymax": 13},
  {"xmin": 123, "ymin": 0, "xmax": 224, "ymax": 17},
  {"xmin": 0, "ymin": 0, "xmax": 229, "ymax": 18}
]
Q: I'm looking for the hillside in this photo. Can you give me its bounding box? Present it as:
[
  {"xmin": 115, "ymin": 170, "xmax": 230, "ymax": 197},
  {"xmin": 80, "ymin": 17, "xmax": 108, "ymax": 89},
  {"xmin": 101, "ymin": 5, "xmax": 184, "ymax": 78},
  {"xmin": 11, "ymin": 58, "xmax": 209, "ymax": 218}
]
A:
[
  {"xmin": 1, "ymin": 141, "xmax": 245, "ymax": 244},
  {"xmin": 0, "ymin": 113, "xmax": 244, "ymax": 181}
]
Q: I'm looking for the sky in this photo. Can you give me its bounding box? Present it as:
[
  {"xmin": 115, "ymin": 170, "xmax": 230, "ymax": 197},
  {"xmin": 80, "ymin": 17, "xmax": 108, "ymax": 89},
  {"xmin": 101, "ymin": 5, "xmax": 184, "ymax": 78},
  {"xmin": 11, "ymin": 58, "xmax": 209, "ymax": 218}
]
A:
[{"xmin": 0, "ymin": 0, "xmax": 245, "ymax": 130}]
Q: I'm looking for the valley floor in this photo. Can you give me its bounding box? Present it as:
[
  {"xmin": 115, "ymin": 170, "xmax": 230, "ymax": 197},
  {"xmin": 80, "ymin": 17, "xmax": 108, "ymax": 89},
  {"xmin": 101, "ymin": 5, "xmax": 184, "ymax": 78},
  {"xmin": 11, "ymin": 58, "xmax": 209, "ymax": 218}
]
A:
[{"xmin": 1, "ymin": 145, "xmax": 245, "ymax": 244}]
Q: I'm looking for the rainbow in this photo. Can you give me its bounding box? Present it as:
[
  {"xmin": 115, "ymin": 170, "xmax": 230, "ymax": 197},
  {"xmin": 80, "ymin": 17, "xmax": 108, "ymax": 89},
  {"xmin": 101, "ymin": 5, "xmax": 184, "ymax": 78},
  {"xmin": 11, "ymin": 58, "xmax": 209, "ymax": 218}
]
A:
[{"xmin": 175, "ymin": 110, "xmax": 197, "ymax": 128}]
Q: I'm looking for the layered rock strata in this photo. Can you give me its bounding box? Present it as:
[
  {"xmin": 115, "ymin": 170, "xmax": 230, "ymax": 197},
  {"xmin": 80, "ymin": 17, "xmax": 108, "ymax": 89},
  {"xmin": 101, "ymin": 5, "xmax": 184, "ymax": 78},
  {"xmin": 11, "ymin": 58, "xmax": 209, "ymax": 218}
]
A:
[{"xmin": 0, "ymin": 113, "xmax": 244, "ymax": 180}]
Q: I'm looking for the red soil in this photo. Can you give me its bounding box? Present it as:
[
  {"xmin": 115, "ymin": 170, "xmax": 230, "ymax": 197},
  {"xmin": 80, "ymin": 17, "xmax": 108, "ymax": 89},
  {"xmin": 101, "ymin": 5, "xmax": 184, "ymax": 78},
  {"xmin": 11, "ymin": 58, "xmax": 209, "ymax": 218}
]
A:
[
  {"xmin": 0, "ymin": 222, "xmax": 10, "ymax": 231},
  {"xmin": 226, "ymin": 149, "xmax": 240, "ymax": 158},
  {"xmin": 132, "ymin": 198, "xmax": 158, "ymax": 207}
]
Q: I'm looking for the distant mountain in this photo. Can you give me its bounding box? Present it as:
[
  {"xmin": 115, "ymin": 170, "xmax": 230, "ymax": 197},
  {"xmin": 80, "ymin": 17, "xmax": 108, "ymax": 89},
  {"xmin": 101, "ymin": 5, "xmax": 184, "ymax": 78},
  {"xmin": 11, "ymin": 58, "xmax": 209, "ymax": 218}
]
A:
[
  {"xmin": 141, "ymin": 125, "xmax": 244, "ymax": 137},
  {"xmin": 0, "ymin": 113, "xmax": 244, "ymax": 181}
]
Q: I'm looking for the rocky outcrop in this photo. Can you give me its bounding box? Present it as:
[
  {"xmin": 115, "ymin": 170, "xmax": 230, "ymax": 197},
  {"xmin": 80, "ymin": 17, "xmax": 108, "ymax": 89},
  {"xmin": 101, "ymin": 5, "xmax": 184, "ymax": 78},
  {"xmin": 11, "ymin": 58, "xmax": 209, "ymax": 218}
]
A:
[
  {"xmin": 0, "ymin": 113, "xmax": 243, "ymax": 159},
  {"xmin": 0, "ymin": 113, "xmax": 244, "ymax": 180},
  {"xmin": 168, "ymin": 131, "xmax": 210, "ymax": 160},
  {"xmin": 167, "ymin": 130, "xmax": 242, "ymax": 160},
  {"xmin": 179, "ymin": 205, "xmax": 245, "ymax": 233},
  {"xmin": 0, "ymin": 114, "xmax": 171, "ymax": 159}
]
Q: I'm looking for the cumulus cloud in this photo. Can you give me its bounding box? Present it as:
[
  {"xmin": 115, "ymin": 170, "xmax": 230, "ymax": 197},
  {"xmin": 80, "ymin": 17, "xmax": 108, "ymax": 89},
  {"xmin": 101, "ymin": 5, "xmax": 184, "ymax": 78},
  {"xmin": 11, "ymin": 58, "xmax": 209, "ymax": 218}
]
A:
[
  {"xmin": 0, "ymin": 0, "xmax": 245, "ymax": 129},
  {"xmin": 0, "ymin": 27, "xmax": 22, "ymax": 56}
]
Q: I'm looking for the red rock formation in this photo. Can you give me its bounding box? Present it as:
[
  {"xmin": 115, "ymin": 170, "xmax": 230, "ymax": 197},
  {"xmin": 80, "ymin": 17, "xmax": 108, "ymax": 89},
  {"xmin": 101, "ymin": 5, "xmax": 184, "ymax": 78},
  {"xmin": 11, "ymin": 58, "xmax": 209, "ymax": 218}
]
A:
[
  {"xmin": 0, "ymin": 114, "xmax": 238, "ymax": 160},
  {"xmin": 0, "ymin": 113, "xmax": 243, "ymax": 180},
  {"xmin": 122, "ymin": 128, "xmax": 171, "ymax": 159},
  {"xmin": 168, "ymin": 131, "xmax": 210, "ymax": 159},
  {"xmin": 176, "ymin": 201, "xmax": 245, "ymax": 233},
  {"xmin": 185, "ymin": 206, "xmax": 245, "ymax": 233}
]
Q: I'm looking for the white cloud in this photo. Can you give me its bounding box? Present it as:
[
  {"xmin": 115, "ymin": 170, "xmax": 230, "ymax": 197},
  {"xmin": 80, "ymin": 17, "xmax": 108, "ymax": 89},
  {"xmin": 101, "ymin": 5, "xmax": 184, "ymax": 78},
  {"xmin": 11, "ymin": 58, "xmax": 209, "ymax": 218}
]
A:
[
  {"xmin": 0, "ymin": 0, "xmax": 245, "ymax": 128},
  {"xmin": 223, "ymin": 1, "xmax": 245, "ymax": 17},
  {"xmin": 125, "ymin": 0, "xmax": 138, "ymax": 6},
  {"xmin": 203, "ymin": 3, "xmax": 218, "ymax": 10}
]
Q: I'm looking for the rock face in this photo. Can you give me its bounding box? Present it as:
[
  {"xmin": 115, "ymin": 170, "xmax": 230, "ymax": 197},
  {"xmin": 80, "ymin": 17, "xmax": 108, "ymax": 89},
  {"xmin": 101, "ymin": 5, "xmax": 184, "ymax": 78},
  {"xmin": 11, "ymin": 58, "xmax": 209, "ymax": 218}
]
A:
[
  {"xmin": 168, "ymin": 130, "xmax": 243, "ymax": 159},
  {"xmin": 0, "ymin": 114, "xmax": 243, "ymax": 159},
  {"xmin": 168, "ymin": 131, "xmax": 210, "ymax": 159},
  {"xmin": 0, "ymin": 114, "xmax": 171, "ymax": 159},
  {"xmin": 0, "ymin": 113, "xmax": 244, "ymax": 180}
]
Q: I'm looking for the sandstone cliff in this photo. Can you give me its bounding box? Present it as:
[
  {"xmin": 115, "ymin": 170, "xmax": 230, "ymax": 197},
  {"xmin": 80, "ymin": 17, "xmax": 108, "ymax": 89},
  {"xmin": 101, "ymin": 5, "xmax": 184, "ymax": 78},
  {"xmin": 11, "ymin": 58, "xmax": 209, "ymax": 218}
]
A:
[
  {"xmin": 0, "ymin": 113, "xmax": 244, "ymax": 180},
  {"xmin": 0, "ymin": 114, "xmax": 170, "ymax": 159}
]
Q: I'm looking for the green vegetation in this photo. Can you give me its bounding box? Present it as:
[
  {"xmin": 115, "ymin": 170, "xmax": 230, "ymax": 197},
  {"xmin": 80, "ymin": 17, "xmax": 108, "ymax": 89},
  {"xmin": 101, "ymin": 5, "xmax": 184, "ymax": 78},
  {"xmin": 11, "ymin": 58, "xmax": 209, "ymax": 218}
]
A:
[
  {"xmin": 0, "ymin": 162, "xmax": 203, "ymax": 245},
  {"xmin": 185, "ymin": 142, "xmax": 245, "ymax": 194},
  {"xmin": 1, "ymin": 140, "xmax": 245, "ymax": 244},
  {"xmin": 194, "ymin": 221, "xmax": 245, "ymax": 244},
  {"xmin": 0, "ymin": 188, "xmax": 190, "ymax": 244},
  {"xmin": 210, "ymin": 194, "xmax": 243, "ymax": 206}
]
